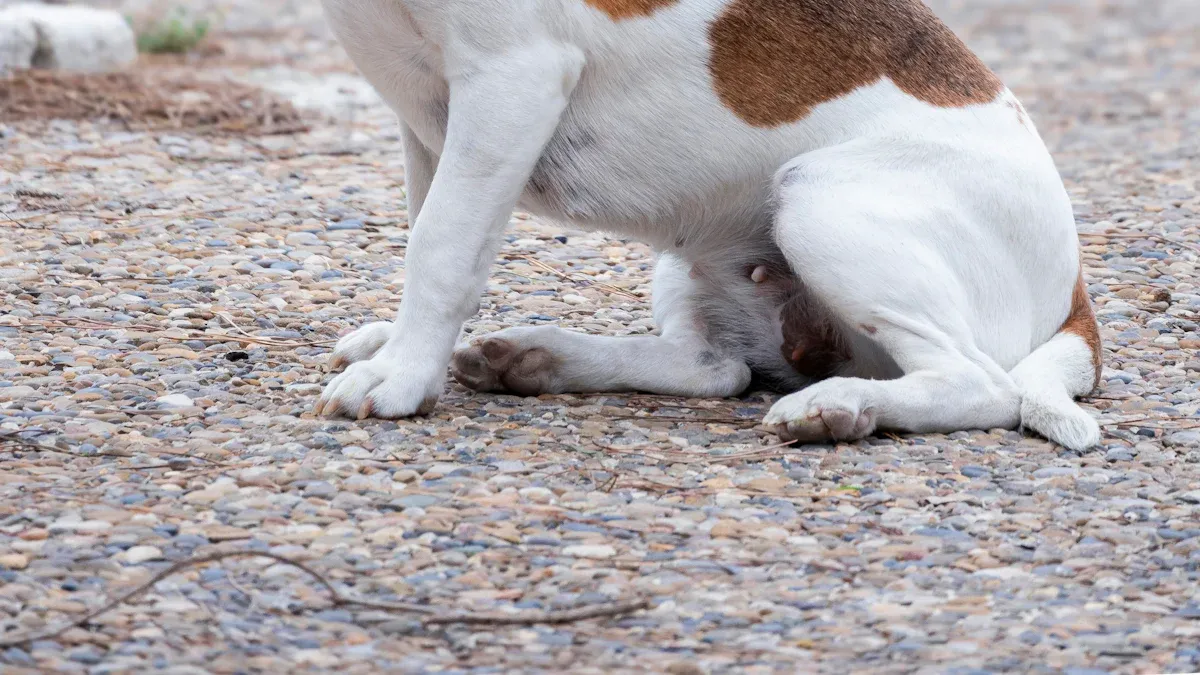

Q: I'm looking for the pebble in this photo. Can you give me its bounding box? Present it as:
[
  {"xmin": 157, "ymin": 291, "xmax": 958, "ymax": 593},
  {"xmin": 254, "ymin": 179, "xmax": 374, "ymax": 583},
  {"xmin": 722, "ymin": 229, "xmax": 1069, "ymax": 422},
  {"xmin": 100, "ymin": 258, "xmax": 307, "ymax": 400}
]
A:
[
  {"xmin": 0, "ymin": 554, "xmax": 29, "ymax": 570},
  {"xmin": 562, "ymin": 545, "xmax": 617, "ymax": 559},
  {"xmin": 156, "ymin": 393, "xmax": 194, "ymax": 408},
  {"xmin": 117, "ymin": 546, "xmax": 163, "ymax": 564}
]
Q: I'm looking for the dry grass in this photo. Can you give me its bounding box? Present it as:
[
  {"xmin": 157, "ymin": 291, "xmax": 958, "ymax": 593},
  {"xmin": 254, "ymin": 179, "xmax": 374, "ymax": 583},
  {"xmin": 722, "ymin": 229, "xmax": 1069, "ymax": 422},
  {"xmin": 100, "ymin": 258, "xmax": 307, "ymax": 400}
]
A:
[{"xmin": 0, "ymin": 68, "xmax": 308, "ymax": 135}]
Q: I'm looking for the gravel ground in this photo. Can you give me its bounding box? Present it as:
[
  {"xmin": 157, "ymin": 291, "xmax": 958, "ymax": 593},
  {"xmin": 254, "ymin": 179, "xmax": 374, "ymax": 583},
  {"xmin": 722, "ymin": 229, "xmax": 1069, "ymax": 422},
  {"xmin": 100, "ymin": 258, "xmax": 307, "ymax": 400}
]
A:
[{"xmin": 2, "ymin": 0, "xmax": 1199, "ymax": 673}]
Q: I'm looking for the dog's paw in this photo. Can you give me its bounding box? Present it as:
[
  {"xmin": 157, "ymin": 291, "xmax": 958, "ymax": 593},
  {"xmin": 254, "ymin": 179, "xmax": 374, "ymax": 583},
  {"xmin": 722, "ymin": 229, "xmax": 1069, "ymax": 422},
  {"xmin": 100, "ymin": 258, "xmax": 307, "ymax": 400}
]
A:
[
  {"xmin": 763, "ymin": 378, "xmax": 878, "ymax": 442},
  {"xmin": 315, "ymin": 354, "xmax": 442, "ymax": 419},
  {"xmin": 450, "ymin": 337, "xmax": 559, "ymax": 396},
  {"xmin": 327, "ymin": 322, "xmax": 394, "ymax": 372}
]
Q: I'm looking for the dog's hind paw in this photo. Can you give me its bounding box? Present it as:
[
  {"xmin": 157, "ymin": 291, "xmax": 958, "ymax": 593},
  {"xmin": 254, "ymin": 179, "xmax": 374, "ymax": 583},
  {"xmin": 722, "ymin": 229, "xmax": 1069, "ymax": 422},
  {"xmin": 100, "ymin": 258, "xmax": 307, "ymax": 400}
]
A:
[{"xmin": 450, "ymin": 337, "xmax": 559, "ymax": 396}]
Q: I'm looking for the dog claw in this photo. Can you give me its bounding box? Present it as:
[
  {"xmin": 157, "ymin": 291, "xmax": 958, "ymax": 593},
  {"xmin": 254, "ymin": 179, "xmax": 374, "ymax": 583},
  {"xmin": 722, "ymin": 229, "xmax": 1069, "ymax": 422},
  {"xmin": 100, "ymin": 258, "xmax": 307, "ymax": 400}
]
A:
[
  {"xmin": 357, "ymin": 399, "xmax": 373, "ymax": 420},
  {"xmin": 328, "ymin": 355, "xmax": 347, "ymax": 373}
]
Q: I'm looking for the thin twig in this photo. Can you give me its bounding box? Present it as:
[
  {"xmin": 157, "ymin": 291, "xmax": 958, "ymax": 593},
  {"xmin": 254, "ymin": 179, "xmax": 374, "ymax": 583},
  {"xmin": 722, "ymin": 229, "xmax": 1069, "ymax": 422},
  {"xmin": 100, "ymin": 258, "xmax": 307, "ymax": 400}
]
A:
[
  {"xmin": 20, "ymin": 317, "xmax": 337, "ymax": 348},
  {"xmin": 1087, "ymin": 231, "xmax": 1200, "ymax": 255},
  {"xmin": 515, "ymin": 254, "xmax": 643, "ymax": 301},
  {"xmin": 0, "ymin": 432, "xmax": 231, "ymax": 467},
  {"xmin": 588, "ymin": 411, "xmax": 761, "ymax": 426},
  {"xmin": 0, "ymin": 551, "xmax": 648, "ymax": 647},
  {"xmin": 595, "ymin": 443, "xmax": 703, "ymax": 465},
  {"xmin": 706, "ymin": 439, "xmax": 799, "ymax": 465},
  {"xmin": 0, "ymin": 431, "xmax": 62, "ymax": 453}
]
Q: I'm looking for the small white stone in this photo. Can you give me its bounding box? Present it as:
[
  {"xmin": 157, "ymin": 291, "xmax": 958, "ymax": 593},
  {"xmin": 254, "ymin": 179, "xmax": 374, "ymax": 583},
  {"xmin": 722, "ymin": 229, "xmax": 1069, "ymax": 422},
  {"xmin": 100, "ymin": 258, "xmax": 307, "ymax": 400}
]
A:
[
  {"xmin": 0, "ymin": 385, "xmax": 35, "ymax": 401},
  {"xmin": 518, "ymin": 486, "xmax": 555, "ymax": 503},
  {"xmin": 751, "ymin": 526, "xmax": 790, "ymax": 542},
  {"xmin": 0, "ymin": 350, "xmax": 14, "ymax": 361},
  {"xmin": 157, "ymin": 393, "xmax": 194, "ymax": 408},
  {"xmin": 0, "ymin": 11, "xmax": 37, "ymax": 70},
  {"xmin": 119, "ymin": 545, "xmax": 163, "ymax": 564},
  {"xmin": 341, "ymin": 446, "xmax": 373, "ymax": 459},
  {"xmin": 974, "ymin": 566, "xmax": 1031, "ymax": 580},
  {"xmin": 286, "ymin": 231, "xmax": 321, "ymax": 246},
  {"xmin": 0, "ymin": 553, "xmax": 29, "ymax": 570},
  {"xmin": 563, "ymin": 544, "xmax": 616, "ymax": 559},
  {"xmin": 1, "ymin": 4, "xmax": 136, "ymax": 72},
  {"xmin": 562, "ymin": 294, "xmax": 588, "ymax": 305}
]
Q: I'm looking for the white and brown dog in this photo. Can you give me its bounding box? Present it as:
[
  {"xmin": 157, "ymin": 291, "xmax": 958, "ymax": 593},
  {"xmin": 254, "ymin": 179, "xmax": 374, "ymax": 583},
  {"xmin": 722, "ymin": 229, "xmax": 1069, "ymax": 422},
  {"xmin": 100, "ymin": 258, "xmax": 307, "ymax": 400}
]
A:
[{"xmin": 313, "ymin": 0, "xmax": 1103, "ymax": 451}]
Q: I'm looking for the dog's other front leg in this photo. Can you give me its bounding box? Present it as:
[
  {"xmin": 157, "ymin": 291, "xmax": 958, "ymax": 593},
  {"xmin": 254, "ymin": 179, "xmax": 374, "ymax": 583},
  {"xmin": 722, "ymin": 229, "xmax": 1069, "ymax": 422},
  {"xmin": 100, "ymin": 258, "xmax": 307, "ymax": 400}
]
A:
[
  {"xmin": 317, "ymin": 44, "xmax": 584, "ymax": 418},
  {"xmin": 400, "ymin": 122, "xmax": 437, "ymax": 225},
  {"xmin": 327, "ymin": 121, "xmax": 440, "ymax": 372}
]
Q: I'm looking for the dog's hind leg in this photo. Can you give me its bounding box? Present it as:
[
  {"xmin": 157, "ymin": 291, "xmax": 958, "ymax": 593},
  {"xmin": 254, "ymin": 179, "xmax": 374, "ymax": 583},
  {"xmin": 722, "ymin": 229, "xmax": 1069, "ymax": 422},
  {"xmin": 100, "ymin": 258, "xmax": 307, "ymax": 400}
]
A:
[
  {"xmin": 450, "ymin": 253, "xmax": 752, "ymax": 397},
  {"xmin": 762, "ymin": 143, "xmax": 1039, "ymax": 442}
]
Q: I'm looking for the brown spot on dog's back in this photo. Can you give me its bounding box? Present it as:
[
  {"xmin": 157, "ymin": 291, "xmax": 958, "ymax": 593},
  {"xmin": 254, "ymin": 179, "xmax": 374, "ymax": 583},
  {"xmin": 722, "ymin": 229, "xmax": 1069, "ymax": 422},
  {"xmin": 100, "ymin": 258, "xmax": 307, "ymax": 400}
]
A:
[
  {"xmin": 585, "ymin": 0, "xmax": 677, "ymax": 20},
  {"xmin": 708, "ymin": 0, "xmax": 1003, "ymax": 127},
  {"xmin": 1060, "ymin": 272, "xmax": 1102, "ymax": 388}
]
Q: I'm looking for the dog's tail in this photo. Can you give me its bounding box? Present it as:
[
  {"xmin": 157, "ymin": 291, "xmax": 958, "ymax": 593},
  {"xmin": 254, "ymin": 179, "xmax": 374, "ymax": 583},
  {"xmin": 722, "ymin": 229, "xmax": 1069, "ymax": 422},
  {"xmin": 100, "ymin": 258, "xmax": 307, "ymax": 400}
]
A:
[{"xmin": 1008, "ymin": 273, "xmax": 1102, "ymax": 452}]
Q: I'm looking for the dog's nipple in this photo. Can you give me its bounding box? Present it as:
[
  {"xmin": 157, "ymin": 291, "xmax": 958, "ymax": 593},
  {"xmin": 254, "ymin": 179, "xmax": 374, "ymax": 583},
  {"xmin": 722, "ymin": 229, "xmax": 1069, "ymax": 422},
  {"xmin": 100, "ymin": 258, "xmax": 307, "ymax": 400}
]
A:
[{"xmin": 750, "ymin": 266, "xmax": 768, "ymax": 283}]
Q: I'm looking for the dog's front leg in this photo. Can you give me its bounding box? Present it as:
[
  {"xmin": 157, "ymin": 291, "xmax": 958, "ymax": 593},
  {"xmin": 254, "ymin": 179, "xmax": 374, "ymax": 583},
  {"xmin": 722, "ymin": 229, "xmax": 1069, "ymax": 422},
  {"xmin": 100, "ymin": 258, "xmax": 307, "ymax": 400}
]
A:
[{"xmin": 316, "ymin": 44, "xmax": 584, "ymax": 419}]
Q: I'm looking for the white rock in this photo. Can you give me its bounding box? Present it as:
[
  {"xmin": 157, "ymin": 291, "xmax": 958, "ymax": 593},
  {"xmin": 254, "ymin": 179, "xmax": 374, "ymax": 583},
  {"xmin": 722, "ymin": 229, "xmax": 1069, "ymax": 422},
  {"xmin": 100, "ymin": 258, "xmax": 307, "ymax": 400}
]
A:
[
  {"xmin": 153, "ymin": 597, "xmax": 198, "ymax": 612},
  {"xmin": 751, "ymin": 526, "xmax": 790, "ymax": 542},
  {"xmin": 50, "ymin": 517, "xmax": 111, "ymax": 533},
  {"xmin": 0, "ymin": 4, "xmax": 137, "ymax": 72},
  {"xmin": 341, "ymin": 446, "xmax": 373, "ymax": 459},
  {"xmin": 118, "ymin": 545, "xmax": 163, "ymax": 564},
  {"xmin": 974, "ymin": 566, "xmax": 1031, "ymax": 580},
  {"xmin": 157, "ymin": 393, "xmax": 194, "ymax": 408},
  {"xmin": 518, "ymin": 486, "xmax": 555, "ymax": 504},
  {"xmin": 0, "ymin": 385, "xmax": 36, "ymax": 401},
  {"xmin": 563, "ymin": 544, "xmax": 616, "ymax": 559},
  {"xmin": 0, "ymin": 11, "xmax": 36, "ymax": 70},
  {"xmin": 0, "ymin": 350, "xmax": 14, "ymax": 361},
  {"xmin": 286, "ymin": 231, "xmax": 321, "ymax": 246}
]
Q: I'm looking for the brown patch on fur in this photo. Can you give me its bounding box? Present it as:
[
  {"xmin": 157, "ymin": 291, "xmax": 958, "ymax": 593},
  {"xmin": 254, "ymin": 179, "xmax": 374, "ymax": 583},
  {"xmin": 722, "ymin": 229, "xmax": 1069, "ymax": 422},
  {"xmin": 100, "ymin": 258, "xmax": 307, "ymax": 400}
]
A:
[
  {"xmin": 584, "ymin": 0, "xmax": 677, "ymax": 20},
  {"xmin": 1060, "ymin": 272, "xmax": 1103, "ymax": 389},
  {"xmin": 781, "ymin": 296, "xmax": 852, "ymax": 380},
  {"xmin": 708, "ymin": 0, "xmax": 1003, "ymax": 127},
  {"xmin": 859, "ymin": 323, "xmax": 878, "ymax": 335}
]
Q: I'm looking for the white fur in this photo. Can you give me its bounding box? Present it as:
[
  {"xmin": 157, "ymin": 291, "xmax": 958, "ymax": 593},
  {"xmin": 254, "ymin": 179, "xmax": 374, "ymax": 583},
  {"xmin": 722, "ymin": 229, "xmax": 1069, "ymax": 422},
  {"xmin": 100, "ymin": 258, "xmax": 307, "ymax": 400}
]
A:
[{"xmin": 314, "ymin": 0, "xmax": 1099, "ymax": 450}]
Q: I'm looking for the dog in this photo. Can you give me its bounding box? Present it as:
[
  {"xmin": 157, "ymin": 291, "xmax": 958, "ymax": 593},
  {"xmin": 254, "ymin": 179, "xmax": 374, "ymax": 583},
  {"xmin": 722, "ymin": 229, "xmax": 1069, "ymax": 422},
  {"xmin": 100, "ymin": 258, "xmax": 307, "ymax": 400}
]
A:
[{"xmin": 313, "ymin": 0, "xmax": 1103, "ymax": 451}]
